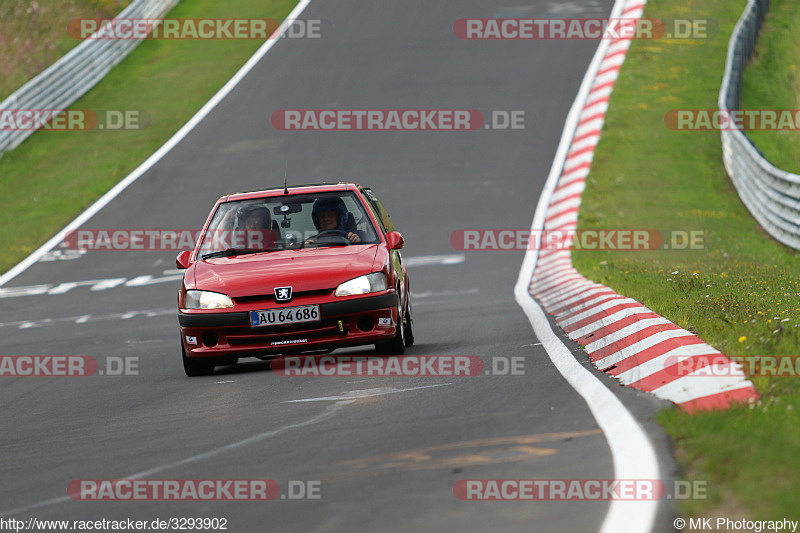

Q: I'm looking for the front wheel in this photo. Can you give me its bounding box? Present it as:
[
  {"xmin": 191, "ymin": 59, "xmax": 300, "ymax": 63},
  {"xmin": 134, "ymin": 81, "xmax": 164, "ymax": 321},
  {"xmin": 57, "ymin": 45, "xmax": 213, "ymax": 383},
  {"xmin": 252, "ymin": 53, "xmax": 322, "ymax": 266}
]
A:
[
  {"xmin": 404, "ymin": 297, "xmax": 414, "ymax": 347},
  {"xmin": 181, "ymin": 339, "xmax": 215, "ymax": 376}
]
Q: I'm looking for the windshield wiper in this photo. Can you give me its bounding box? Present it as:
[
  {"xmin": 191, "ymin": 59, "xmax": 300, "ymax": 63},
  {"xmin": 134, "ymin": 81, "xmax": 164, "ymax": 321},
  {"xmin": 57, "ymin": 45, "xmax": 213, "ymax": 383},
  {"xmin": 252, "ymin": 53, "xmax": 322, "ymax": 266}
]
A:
[{"xmin": 201, "ymin": 248, "xmax": 267, "ymax": 260}]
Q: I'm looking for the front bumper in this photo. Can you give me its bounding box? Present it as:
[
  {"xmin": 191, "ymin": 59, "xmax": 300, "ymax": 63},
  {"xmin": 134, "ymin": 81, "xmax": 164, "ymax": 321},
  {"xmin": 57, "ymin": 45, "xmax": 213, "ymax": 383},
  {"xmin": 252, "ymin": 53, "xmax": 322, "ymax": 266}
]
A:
[{"xmin": 179, "ymin": 292, "xmax": 399, "ymax": 358}]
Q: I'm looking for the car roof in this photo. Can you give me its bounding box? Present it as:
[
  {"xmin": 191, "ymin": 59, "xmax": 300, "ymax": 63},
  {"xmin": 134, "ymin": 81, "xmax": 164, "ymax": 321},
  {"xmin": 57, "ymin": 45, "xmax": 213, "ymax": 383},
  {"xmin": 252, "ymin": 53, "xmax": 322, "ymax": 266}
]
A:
[{"xmin": 220, "ymin": 182, "xmax": 363, "ymax": 203}]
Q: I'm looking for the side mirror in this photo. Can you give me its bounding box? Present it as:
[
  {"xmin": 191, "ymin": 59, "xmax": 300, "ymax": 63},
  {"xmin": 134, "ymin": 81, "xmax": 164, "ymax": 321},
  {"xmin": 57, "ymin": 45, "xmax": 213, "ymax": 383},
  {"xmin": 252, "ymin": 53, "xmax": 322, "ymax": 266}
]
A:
[
  {"xmin": 386, "ymin": 231, "xmax": 404, "ymax": 250},
  {"xmin": 176, "ymin": 250, "xmax": 193, "ymax": 269}
]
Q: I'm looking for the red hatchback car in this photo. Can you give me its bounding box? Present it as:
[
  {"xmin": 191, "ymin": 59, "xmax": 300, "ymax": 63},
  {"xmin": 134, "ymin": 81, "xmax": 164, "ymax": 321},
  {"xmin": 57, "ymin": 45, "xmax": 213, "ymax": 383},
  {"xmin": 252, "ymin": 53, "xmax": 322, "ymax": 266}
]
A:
[{"xmin": 176, "ymin": 183, "xmax": 414, "ymax": 376}]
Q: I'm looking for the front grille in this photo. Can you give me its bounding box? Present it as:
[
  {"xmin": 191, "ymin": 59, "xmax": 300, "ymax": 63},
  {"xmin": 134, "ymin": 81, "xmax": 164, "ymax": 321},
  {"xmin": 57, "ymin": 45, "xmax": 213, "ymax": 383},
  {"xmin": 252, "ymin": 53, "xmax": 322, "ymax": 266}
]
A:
[{"xmin": 233, "ymin": 288, "xmax": 332, "ymax": 305}]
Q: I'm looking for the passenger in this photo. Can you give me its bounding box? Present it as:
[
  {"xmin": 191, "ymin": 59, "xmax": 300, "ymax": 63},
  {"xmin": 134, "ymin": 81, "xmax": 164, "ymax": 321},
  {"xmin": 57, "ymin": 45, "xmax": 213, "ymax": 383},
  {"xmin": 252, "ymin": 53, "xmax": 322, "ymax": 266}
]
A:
[{"xmin": 218, "ymin": 205, "xmax": 274, "ymax": 249}]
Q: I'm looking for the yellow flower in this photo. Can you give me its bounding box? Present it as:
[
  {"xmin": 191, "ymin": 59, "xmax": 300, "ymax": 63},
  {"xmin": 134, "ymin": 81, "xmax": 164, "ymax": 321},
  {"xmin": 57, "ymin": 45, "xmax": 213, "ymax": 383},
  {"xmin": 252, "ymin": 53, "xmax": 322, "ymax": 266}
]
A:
[{"xmin": 739, "ymin": 336, "xmax": 747, "ymax": 343}]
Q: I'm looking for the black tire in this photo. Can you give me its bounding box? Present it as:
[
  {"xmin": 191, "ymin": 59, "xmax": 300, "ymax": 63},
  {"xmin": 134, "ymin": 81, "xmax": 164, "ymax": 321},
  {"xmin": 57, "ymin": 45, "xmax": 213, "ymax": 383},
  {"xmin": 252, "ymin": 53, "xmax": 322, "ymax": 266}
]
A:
[
  {"xmin": 404, "ymin": 297, "xmax": 415, "ymax": 347},
  {"xmin": 181, "ymin": 340, "xmax": 215, "ymax": 376},
  {"xmin": 375, "ymin": 304, "xmax": 406, "ymax": 355}
]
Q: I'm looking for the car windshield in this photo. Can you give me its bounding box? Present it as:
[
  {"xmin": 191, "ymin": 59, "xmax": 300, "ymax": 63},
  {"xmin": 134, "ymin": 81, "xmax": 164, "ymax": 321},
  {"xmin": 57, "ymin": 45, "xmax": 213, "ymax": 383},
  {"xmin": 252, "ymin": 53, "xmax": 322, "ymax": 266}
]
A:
[{"xmin": 198, "ymin": 191, "xmax": 381, "ymax": 258}]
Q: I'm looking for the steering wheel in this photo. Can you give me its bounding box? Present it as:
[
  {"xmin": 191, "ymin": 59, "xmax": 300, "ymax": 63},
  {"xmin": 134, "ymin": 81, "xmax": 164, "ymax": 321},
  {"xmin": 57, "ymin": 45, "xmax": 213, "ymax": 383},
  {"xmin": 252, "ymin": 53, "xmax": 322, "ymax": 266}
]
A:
[
  {"xmin": 314, "ymin": 229, "xmax": 350, "ymax": 239},
  {"xmin": 305, "ymin": 229, "xmax": 351, "ymax": 246}
]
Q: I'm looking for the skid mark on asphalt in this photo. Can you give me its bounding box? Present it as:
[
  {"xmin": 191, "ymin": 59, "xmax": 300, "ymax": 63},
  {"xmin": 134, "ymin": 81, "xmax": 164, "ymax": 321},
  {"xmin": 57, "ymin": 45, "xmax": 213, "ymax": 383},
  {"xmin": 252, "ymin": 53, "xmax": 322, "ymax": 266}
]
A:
[{"xmin": 322, "ymin": 429, "xmax": 603, "ymax": 481}]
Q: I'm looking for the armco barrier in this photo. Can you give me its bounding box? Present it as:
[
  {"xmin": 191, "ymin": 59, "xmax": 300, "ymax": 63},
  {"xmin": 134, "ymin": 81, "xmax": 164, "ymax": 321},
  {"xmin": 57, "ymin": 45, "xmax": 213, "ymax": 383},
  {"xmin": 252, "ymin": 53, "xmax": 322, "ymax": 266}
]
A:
[
  {"xmin": 0, "ymin": 0, "xmax": 178, "ymax": 158},
  {"xmin": 719, "ymin": 0, "xmax": 800, "ymax": 249}
]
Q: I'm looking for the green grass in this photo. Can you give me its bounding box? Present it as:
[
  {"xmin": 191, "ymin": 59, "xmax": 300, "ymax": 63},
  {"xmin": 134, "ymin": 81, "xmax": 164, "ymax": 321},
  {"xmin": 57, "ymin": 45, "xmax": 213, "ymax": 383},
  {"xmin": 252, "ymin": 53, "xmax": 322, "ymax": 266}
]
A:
[
  {"xmin": 740, "ymin": 0, "xmax": 800, "ymax": 173},
  {"xmin": 0, "ymin": 0, "xmax": 296, "ymax": 272},
  {"xmin": 657, "ymin": 395, "xmax": 800, "ymax": 518},
  {"xmin": 571, "ymin": 0, "xmax": 800, "ymax": 519}
]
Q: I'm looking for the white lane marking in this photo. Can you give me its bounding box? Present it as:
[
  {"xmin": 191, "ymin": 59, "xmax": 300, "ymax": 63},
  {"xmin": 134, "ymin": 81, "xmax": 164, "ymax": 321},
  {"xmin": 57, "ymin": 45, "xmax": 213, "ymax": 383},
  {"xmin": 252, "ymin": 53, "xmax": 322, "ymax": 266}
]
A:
[
  {"xmin": 514, "ymin": 0, "xmax": 659, "ymax": 532},
  {"xmin": 0, "ymin": 397, "xmax": 349, "ymax": 517},
  {"xmin": 404, "ymin": 254, "xmax": 465, "ymax": 267},
  {"xmin": 282, "ymin": 384, "xmax": 451, "ymax": 403},
  {"xmin": 38, "ymin": 247, "xmax": 86, "ymax": 262},
  {"xmin": 126, "ymin": 274, "xmax": 185, "ymax": 287},
  {"xmin": 0, "ymin": 273, "xmax": 184, "ymax": 298},
  {"xmin": 0, "ymin": 254, "xmax": 460, "ymax": 299},
  {"xmin": 0, "ymin": 287, "xmax": 473, "ymax": 329},
  {"xmin": 215, "ymin": 381, "xmax": 235, "ymax": 384},
  {"xmin": 412, "ymin": 288, "xmax": 479, "ymax": 299},
  {"xmin": 547, "ymin": 0, "xmax": 605, "ymax": 17},
  {"xmin": 0, "ymin": 0, "xmax": 313, "ymax": 289},
  {"xmin": 0, "ymin": 308, "xmax": 174, "ymax": 329},
  {"xmin": 0, "ymin": 284, "xmax": 51, "ymax": 298}
]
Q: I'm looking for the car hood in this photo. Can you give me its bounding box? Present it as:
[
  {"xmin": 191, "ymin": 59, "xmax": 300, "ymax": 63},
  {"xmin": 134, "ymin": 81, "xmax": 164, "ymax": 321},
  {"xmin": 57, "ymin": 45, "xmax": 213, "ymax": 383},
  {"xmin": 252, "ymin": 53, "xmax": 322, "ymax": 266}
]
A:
[{"xmin": 193, "ymin": 245, "xmax": 381, "ymax": 297}]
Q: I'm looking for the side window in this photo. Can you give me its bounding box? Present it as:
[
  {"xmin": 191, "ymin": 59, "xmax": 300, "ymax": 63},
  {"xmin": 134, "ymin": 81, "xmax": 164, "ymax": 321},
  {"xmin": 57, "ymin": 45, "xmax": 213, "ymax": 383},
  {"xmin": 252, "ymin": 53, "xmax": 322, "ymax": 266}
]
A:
[{"xmin": 361, "ymin": 188, "xmax": 396, "ymax": 233}]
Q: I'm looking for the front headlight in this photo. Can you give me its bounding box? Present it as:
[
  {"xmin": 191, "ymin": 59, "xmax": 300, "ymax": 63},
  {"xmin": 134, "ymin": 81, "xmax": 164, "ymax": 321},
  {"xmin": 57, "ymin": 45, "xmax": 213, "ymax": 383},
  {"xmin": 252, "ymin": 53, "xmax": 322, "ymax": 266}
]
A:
[
  {"xmin": 184, "ymin": 290, "xmax": 234, "ymax": 309},
  {"xmin": 335, "ymin": 273, "xmax": 387, "ymax": 297}
]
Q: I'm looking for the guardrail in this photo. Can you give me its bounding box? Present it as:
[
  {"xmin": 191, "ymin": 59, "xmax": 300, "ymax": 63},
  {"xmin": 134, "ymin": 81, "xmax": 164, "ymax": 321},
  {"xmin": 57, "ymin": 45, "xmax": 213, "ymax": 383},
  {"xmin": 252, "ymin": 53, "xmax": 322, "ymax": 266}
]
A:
[
  {"xmin": 719, "ymin": 0, "xmax": 800, "ymax": 249},
  {"xmin": 0, "ymin": 0, "xmax": 178, "ymax": 158}
]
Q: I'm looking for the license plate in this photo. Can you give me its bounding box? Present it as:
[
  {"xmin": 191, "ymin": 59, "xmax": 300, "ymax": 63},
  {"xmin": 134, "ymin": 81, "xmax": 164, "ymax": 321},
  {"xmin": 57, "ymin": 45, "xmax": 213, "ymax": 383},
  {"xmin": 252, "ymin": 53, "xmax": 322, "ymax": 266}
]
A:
[{"xmin": 250, "ymin": 305, "xmax": 320, "ymax": 327}]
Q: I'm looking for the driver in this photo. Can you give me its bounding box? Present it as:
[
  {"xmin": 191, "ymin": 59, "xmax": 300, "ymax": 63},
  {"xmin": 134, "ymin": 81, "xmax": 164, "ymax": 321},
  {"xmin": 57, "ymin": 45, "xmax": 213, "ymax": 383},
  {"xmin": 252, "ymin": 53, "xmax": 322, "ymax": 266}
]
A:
[{"xmin": 306, "ymin": 197, "xmax": 362, "ymax": 244}]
